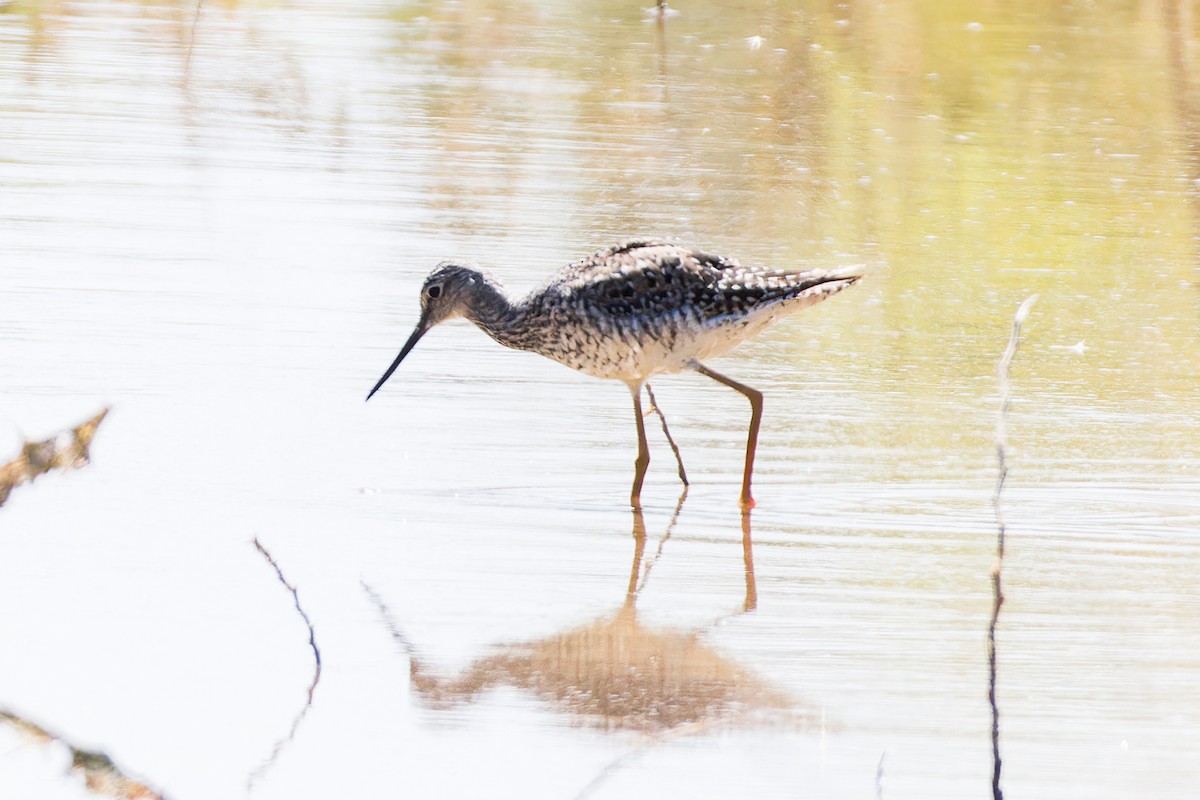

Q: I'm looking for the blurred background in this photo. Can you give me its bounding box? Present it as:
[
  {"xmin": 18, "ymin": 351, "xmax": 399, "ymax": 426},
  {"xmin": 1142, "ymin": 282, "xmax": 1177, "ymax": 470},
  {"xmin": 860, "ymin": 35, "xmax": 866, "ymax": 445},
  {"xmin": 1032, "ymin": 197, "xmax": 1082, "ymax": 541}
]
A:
[{"xmin": 1, "ymin": 1, "xmax": 1197, "ymax": 798}]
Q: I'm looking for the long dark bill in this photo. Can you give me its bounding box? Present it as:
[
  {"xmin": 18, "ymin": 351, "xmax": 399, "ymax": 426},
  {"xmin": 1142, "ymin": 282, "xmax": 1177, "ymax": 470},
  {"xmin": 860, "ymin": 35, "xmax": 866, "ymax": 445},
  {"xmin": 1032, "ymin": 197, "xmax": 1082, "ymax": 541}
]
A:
[{"xmin": 366, "ymin": 322, "xmax": 429, "ymax": 401}]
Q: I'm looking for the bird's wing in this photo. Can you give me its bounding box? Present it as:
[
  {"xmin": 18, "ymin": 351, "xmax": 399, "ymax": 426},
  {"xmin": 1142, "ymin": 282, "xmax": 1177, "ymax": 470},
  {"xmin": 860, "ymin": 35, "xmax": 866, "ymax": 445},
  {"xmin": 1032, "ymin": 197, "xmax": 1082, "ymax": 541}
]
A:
[
  {"xmin": 546, "ymin": 241, "xmax": 860, "ymax": 319},
  {"xmin": 545, "ymin": 241, "xmax": 735, "ymax": 314}
]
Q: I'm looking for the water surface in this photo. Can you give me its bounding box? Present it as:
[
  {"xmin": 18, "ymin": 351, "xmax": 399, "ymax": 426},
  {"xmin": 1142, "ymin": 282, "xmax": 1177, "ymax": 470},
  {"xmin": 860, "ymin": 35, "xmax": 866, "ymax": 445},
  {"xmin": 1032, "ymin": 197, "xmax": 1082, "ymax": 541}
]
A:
[{"xmin": 1, "ymin": 2, "xmax": 1198, "ymax": 798}]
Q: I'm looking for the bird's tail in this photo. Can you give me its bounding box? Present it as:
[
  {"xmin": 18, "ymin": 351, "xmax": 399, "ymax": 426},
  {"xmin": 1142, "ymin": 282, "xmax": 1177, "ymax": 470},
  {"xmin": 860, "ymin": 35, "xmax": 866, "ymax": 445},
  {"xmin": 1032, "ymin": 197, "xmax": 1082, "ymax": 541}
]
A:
[
  {"xmin": 791, "ymin": 264, "xmax": 864, "ymax": 301},
  {"xmin": 823, "ymin": 264, "xmax": 865, "ymax": 282}
]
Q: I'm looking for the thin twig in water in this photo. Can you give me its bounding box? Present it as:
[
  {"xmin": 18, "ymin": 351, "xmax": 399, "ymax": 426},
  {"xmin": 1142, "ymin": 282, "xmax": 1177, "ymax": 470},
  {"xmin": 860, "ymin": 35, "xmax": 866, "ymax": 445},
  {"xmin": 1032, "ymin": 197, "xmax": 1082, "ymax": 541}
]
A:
[
  {"xmin": 988, "ymin": 294, "xmax": 1037, "ymax": 800},
  {"xmin": 634, "ymin": 487, "xmax": 688, "ymax": 594},
  {"xmin": 362, "ymin": 581, "xmax": 450, "ymax": 700},
  {"xmin": 254, "ymin": 538, "xmax": 322, "ymax": 700},
  {"xmin": 183, "ymin": 0, "xmax": 203, "ymax": 77},
  {"xmin": 645, "ymin": 383, "xmax": 688, "ymax": 485},
  {"xmin": 361, "ymin": 581, "xmax": 419, "ymax": 658},
  {"xmin": 247, "ymin": 538, "xmax": 322, "ymax": 789},
  {"xmin": 573, "ymin": 719, "xmax": 715, "ymax": 800}
]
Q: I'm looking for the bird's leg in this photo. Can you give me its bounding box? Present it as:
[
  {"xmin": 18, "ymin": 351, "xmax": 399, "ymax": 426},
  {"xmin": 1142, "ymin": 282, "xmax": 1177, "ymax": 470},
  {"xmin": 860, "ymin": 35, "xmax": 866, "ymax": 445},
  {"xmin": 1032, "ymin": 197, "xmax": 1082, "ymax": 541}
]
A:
[
  {"xmin": 625, "ymin": 505, "xmax": 648, "ymax": 607},
  {"xmin": 629, "ymin": 383, "xmax": 651, "ymax": 509},
  {"xmin": 741, "ymin": 509, "xmax": 757, "ymax": 612},
  {"xmin": 644, "ymin": 382, "xmax": 688, "ymax": 486},
  {"xmin": 693, "ymin": 363, "xmax": 763, "ymax": 509}
]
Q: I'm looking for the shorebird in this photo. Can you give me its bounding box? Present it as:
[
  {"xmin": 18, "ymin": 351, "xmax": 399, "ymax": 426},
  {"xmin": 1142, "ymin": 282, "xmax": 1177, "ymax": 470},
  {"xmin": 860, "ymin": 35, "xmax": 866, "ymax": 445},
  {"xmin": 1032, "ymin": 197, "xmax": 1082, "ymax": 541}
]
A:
[{"xmin": 367, "ymin": 240, "xmax": 860, "ymax": 509}]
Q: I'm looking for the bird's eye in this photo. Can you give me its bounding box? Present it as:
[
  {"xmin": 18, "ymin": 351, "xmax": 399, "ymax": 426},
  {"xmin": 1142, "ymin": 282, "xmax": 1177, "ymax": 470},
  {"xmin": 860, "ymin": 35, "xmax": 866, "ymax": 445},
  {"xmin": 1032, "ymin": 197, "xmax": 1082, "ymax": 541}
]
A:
[{"xmin": 427, "ymin": 285, "xmax": 442, "ymax": 300}]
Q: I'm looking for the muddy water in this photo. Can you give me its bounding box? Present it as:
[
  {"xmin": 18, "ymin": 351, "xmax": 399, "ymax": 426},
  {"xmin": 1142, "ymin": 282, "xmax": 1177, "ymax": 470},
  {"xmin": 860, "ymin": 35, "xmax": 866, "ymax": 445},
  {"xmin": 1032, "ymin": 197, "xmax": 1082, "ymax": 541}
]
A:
[{"xmin": 1, "ymin": 2, "xmax": 1198, "ymax": 798}]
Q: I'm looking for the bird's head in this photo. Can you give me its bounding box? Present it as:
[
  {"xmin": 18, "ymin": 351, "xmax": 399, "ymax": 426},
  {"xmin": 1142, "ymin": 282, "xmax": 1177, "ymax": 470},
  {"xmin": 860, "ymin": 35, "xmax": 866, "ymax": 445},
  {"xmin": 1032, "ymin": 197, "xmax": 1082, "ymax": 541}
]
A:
[
  {"xmin": 415, "ymin": 261, "xmax": 485, "ymax": 328},
  {"xmin": 366, "ymin": 261, "xmax": 486, "ymax": 401}
]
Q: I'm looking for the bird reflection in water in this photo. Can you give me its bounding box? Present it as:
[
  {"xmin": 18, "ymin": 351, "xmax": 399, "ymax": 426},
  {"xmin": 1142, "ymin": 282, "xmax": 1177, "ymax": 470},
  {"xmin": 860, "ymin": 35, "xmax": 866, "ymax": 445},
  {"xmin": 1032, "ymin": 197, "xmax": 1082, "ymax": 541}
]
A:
[{"xmin": 366, "ymin": 500, "xmax": 815, "ymax": 735}]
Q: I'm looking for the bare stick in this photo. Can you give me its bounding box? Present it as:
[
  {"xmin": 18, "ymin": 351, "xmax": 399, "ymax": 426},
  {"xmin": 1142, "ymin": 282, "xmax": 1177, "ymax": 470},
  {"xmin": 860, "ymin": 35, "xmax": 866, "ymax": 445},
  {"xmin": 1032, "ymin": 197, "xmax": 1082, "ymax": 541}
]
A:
[
  {"xmin": 989, "ymin": 294, "xmax": 1037, "ymax": 800},
  {"xmin": 634, "ymin": 487, "xmax": 688, "ymax": 594},
  {"xmin": 573, "ymin": 718, "xmax": 717, "ymax": 800},
  {"xmin": 254, "ymin": 538, "xmax": 322, "ymax": 700},
  {"xmin": 248, "ymin": 538, "xmax": 322, "ymax": 788},
  {"xmin": 183, "ymin": 0, "xmax": 203, "ymax": 77},
  {"xmin": 645, "ymin": 383, "xmax": 688, "ymax": 485},
  {"xmin": 362, "ymin": 581, "xmax": 419, "ymax": 657},
  {"xmin": 362, "ymin": 581, "xmax": 448, "ymax": 699}
]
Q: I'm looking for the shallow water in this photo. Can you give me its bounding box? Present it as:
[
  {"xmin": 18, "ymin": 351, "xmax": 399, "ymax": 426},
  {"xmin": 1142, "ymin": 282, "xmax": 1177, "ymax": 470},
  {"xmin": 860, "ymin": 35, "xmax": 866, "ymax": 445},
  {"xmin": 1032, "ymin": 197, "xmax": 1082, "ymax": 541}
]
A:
[{"xmin": 1, "ymin": 1, "xmax": 1198, "ymax": 798}]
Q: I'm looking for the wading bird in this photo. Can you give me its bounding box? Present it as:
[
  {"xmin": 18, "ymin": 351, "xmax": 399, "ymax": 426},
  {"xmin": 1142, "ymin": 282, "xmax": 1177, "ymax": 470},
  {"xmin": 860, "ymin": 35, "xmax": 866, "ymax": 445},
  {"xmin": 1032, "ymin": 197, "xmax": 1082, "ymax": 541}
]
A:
[{"xmin": 368, "ymin": 240, "xmax": 860, "ymax": 509}]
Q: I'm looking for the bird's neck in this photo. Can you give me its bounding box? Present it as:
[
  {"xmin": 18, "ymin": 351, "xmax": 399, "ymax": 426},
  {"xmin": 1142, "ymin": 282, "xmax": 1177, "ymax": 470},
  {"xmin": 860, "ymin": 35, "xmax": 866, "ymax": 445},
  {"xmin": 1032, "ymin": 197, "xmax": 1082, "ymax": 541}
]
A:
[{"xmin": 463, "ymin": 275, "xmax": 537, "ymax": 351}]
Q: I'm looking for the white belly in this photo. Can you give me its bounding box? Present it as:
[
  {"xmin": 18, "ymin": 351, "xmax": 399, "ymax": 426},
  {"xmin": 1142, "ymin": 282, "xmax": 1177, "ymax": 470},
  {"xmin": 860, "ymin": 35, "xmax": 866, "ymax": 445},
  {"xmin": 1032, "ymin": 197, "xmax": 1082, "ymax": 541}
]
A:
[{"xmin": 547, "ymin": 308, "xmax": 784, "ymax": 384}]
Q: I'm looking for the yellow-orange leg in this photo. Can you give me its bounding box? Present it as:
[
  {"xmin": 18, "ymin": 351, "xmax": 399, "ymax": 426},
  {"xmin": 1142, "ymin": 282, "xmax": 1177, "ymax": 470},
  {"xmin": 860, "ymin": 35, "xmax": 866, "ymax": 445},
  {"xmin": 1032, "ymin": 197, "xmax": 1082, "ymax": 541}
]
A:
[
  {"xmin": 741, "ymin": 509, "xmax": 757, "ymax": 611},
  {"xmin": 628, "ymin": 382, "xmax": 651, "ymax": 509},
  {"xmin": 625, "ymin": 505, "xmax": 648, "ymax": 604},
  {"xmin": 694, "ymin": 363, "xmax": 763, "ymax": 509}
]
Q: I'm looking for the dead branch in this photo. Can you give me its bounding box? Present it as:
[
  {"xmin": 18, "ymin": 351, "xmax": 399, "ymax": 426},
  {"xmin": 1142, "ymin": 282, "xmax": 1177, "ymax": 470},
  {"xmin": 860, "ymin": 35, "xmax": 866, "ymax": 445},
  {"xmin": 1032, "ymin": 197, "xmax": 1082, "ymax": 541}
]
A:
[
  {"xmin": 989, "ymin": 294, "xmax": 1037, "ymax": 800},
  {"xmin": 0, "ymin": 707, "xmax": 167, "ymax": 799},
  {"xmin": 183, "ymin": 0, "xmax": 203, "ymax": 77},
  {"xmin": 361, "ymin": 581, "xmax": 448, "ymax": 698},
  {"xmin": 361, "ymin": 581, "xmax": 418, "ymax": 657},
  {"xmin": 253, "ymin": 538, "xmax": 321, "ymax": 701},
  {"xmin": 0, "ymin": 408, "xmax": 109, "ymax": 508},
  {"xmin": 633, "ymin": 488, "xmax": 688, "ymax": 595},
  {"xmin": 644, "ymin": 383, "xmax": 688, "ymax": 485},
  {"xmin": 247, "ymin": 538, "xmax": 322, "ymax": 788}
]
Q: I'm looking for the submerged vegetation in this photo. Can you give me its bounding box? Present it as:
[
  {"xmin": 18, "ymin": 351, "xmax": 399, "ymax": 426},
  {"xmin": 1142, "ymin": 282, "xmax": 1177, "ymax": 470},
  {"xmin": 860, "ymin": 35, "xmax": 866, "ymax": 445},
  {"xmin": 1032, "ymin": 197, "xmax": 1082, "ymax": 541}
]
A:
[
  {"xmin": 0, "ymin": 708, "xmax": 166, "ymax": 800},
  {"xmin": 0, "ymin": 408, "xmax": 108, "ymax": 508}
]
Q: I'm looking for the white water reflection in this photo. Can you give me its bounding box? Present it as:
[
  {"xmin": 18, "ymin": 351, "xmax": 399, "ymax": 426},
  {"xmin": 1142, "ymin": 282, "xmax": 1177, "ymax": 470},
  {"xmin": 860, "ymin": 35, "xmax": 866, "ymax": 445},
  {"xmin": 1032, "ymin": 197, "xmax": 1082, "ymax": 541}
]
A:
[
  {"xmin": 366, "ymin": 502, "xmax": 798, "ymax": 739},
  {"xmin": 1, "ymin": 2, "xmax": 1199, "ymax": 799}
]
